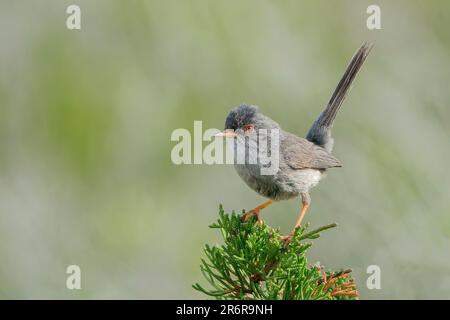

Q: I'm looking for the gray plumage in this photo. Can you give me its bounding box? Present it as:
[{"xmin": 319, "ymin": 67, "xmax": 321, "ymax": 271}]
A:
[
  {"xmin": 223, "ymin": 42, "xmax": 372, "ymax": 204},
  {"xmin": 306, "ymin": 41, "xmax": 373, "ymax": 152},
  {"xmin": 225, "ymin": 105, "xmax": 340, "ymax": 201}
]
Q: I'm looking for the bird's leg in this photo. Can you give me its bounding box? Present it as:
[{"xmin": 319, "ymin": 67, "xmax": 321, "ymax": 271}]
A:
[
  {"xmin": 281, "ymin": 193, "xmax": 311, "ymax": 244},
  {"xmin": 241, "ymin": 200, "xmax": 273, "ymax": 226},
  {"xmin": 292, "ymin": 192, "xmax": 311, "ymax": 231}
]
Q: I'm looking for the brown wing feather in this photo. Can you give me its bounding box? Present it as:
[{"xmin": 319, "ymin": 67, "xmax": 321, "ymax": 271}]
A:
[{"xmin": 282, "ymin": 132, "xmax": 342, "ymax": 169}]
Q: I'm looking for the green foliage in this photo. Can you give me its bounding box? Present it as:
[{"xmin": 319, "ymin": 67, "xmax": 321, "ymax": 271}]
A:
[{"xmin": 193, "ymin": 206, "xmax": 358, "ymax": 300}]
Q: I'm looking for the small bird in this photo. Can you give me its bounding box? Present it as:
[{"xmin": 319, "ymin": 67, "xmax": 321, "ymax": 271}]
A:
[{"xmin": 216, "ymin": 42, "xmax": 372, "ymax": 242}]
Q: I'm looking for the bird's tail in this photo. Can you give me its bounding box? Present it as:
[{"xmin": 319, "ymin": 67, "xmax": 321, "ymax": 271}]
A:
[{"xmin": 306, "ymin": 42, "xmax": 373, "ymax": 152}]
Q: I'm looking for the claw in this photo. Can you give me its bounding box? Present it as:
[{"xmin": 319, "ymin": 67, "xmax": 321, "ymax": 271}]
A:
[
  {"xmin": 240, "ymin": 200, "xmax": 272, "ymax": 226},
  {"xmin": 241, "ymin": 209, "xmax": 263, "ymax": 226},
  {"xmin": 280, "ymin": 234, "xmax": 292, "ymax": 247}
]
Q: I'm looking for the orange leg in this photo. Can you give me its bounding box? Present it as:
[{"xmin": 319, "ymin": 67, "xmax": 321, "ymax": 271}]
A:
[
  {"xmin": 241, "ymin": 200, "xmax": 273, "ymax": 226},
  {"xmin": 281, "ymin": 193, "xmax": 311, "ymax": 245}
]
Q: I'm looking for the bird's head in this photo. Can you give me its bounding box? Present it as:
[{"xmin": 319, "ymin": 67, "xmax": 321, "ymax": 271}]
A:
[{"xmin": 216, "ymin": 104, "xmax": 279, "ymax": 138}]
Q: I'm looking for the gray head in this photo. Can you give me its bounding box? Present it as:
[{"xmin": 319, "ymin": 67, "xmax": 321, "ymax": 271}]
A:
[
  {"xmin": 221, "ymin": 104, "xmax": 281, "ymax": 176},
  {"xmin": 224, "ymin": 104, "xmax": 280, "ymax": 136}
]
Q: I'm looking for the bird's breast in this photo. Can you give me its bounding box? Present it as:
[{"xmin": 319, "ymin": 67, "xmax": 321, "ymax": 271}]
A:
[{"xmin": 234, "ymin": 164, "xmax": 303, "ymax": 201}]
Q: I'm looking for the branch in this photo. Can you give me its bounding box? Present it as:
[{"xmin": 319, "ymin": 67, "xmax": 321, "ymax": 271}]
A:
[{"xmin": 193, "ymin": 205, "xmax": 359, "ymax": 300}]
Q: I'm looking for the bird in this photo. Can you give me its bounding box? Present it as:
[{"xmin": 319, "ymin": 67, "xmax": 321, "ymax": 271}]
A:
[{"xmin": 215, "ymin": 42, "xmax": 372, "ymax": 243}]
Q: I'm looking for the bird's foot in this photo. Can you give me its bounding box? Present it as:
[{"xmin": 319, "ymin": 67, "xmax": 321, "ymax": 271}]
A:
[
  {"xmin": 280, "ymin": 226, "xmax": 300, "ymax": 247},
  {"xmin": 280, "ymin": 234, "xmax": 293, "ymax": 247},
  {"xmin": 241, "ymin": 209, "xmax": 263, "ymax": 226},
  {"xmin": 240, "ymin": 201, "xmax": 272, "ymax": 226}
]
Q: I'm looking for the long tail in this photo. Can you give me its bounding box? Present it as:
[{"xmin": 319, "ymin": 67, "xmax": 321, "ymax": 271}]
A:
[{"xmin": 306, "ymin": 42, "xmax": 373, "ymax": 152}]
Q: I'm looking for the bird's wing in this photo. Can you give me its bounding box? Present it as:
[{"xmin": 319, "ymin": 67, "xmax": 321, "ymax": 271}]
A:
[{"xmin": 282, "ymin": 132, "xmax": 342, "ymax": 169}]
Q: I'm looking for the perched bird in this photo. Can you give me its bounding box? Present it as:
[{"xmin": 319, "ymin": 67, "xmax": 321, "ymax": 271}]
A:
[{"xmin": 216, "ymin": 42, "xmax": 372, "ymax": 242}]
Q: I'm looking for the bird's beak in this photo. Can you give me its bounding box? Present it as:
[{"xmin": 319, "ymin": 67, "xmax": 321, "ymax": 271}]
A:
[{"xmin": 215, "ymin": 130, "xmax": 238, "ymax": 138}]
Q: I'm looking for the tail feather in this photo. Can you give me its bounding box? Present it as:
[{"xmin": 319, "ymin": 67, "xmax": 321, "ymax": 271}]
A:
[{"xmin": 306, "ymin": 42, "xmax": 373, "ymax": 151}]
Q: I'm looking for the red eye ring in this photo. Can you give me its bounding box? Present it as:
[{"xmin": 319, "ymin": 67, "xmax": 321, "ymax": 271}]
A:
[{"xmin": 243, "ymin": 124, "xmax": 254, "ymax": 132}]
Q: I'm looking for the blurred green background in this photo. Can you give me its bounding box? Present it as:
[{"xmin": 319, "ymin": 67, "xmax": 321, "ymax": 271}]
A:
[{"xmin": 1, "ymin": 0, "xmax": 450, "ymax": 299}]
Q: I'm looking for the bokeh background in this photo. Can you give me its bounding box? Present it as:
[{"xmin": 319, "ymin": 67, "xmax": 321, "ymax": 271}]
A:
[{"xmin": 1, "ymin": 0, "xmax": 449, "ymax": 299}]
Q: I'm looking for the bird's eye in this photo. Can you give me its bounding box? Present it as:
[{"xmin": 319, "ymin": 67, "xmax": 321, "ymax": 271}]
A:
[{"xmin": 243, "ymin": 124, "xmax": 254, "ymax": 132}]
